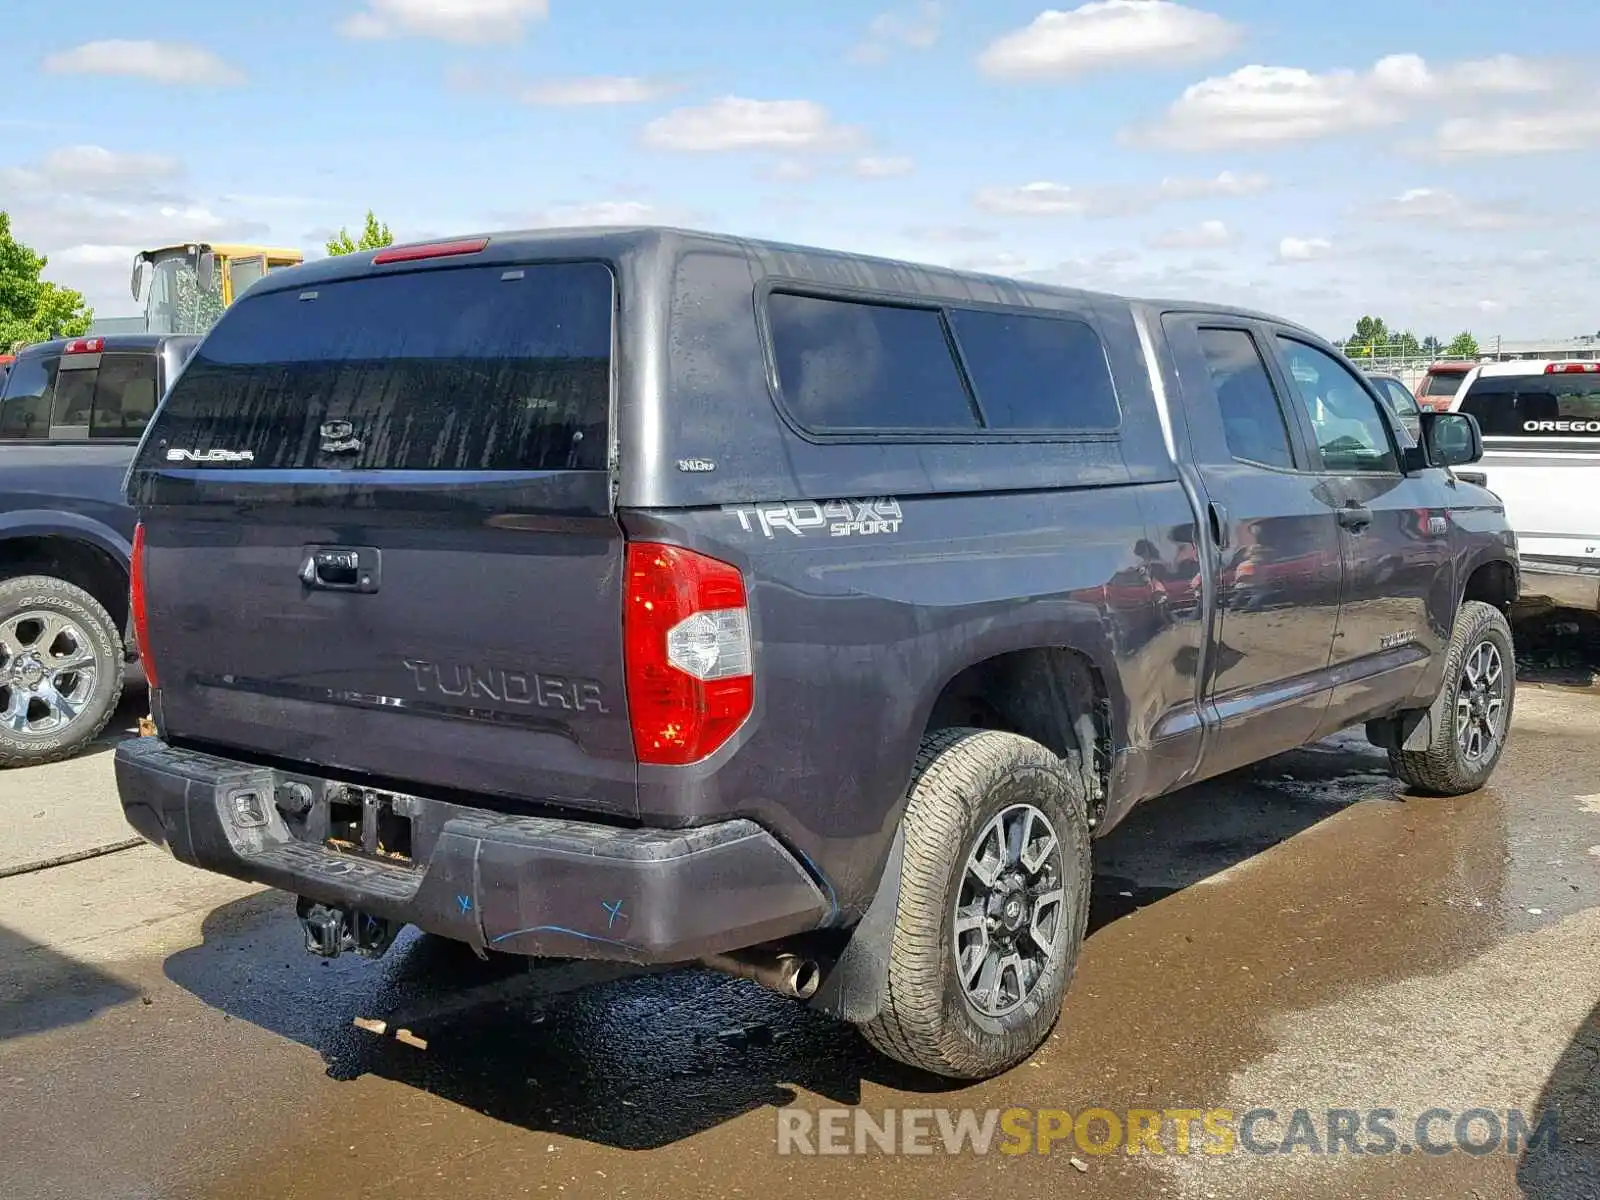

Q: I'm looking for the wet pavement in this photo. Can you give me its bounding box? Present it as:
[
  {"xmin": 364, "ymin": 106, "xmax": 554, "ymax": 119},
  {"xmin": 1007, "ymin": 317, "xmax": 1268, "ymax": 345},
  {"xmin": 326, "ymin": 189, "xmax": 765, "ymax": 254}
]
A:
[{"xmin": 3, "ymin": 679, "xmax": 1599, "ymax": 1198}]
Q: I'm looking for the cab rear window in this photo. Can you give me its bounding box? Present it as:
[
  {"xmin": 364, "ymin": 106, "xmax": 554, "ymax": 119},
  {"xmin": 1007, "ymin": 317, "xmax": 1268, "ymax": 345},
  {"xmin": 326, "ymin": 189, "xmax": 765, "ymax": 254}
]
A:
[
  {"xmin": 1460, "ymin": 374, "xmax": 1600, "ymax": 439},
  {"xmin": 139, "ymin": 261, "xmax": 614, "ymax": 472}
]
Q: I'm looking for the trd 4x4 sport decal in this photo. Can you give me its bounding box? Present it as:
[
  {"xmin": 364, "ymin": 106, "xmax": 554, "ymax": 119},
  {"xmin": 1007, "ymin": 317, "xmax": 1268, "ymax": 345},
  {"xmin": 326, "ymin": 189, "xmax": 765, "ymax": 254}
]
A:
[{"xmin": 725, "ymin": 498, "xmax": 904, "ymax": 539}]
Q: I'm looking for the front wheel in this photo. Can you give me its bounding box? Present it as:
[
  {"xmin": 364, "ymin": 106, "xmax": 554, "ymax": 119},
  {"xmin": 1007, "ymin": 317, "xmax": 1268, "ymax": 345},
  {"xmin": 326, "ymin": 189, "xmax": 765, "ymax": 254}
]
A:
[
  {"xmin": 858, "ymin": 728, "xmax": 1092, "ymax": 1080},
  {"xmin": 0, "ymin": 575, "xmax": 126, "ymax": 768},
  {"xmin": 1390, "ymin": 600, "xmax": 1515, "ymax": 796}
]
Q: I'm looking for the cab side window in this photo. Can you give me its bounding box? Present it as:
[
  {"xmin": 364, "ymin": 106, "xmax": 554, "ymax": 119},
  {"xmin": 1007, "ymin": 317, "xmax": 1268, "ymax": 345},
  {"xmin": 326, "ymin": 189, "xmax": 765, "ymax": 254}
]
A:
[
  {"xmin": 1275, "ymin": 337, "xmax": 1398, "ymax": 473},
  {"xmin": 1197, "ymin": 328, "xmax": 1296, "ymax": 470},
  {"xmin": 0, "ymin": 355, "xmax": 59, "ymax": 439}
]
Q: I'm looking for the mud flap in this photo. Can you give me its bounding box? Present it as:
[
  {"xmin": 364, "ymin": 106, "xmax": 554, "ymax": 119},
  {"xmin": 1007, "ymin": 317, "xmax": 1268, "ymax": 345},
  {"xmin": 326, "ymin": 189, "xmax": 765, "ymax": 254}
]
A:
[{"xmin": 805, "ymin": 825, "xmax": 905, "ymax": 1024}]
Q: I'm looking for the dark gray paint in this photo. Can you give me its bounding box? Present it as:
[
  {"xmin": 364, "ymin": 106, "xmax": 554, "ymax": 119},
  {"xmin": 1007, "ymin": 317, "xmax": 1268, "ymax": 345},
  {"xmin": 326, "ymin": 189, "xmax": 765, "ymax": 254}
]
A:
[{"xmin": 116, "ymin": 227, "xmax": 1518, "ymax": 955}]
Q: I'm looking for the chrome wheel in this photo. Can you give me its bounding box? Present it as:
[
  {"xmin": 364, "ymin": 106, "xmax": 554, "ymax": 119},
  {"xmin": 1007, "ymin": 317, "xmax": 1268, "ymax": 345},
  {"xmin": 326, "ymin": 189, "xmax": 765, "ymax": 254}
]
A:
[
  {"xmin": 1456, "ymin": 639, "xmax": 1506, "ymax": 764},
  {"xmin": 952, "ymin": 803, "xmax": 1065, "ymax": 1018},
  {"xmin": 0, "ymin": 610, "xmax": 100, "ymax": 739}
]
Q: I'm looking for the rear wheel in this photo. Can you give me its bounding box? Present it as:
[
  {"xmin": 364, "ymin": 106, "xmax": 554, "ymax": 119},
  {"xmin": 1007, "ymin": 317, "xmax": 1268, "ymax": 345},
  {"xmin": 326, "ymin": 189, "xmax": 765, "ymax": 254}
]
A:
[
  {"xmin": 1390, "ymin": 600, "xmax": 1515, "ymax": 796},
  {"xmin": 0, "ymin": 575, "xmax": 125, "ymax": 768},
  {"xmin": 859, "ymin": 728, "xmax": 1091, "ymax": 1080}
]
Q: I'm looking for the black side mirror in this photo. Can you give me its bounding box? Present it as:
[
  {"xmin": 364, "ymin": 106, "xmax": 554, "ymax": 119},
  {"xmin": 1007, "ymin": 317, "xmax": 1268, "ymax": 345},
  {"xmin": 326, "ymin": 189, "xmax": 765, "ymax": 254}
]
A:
[{"xmin": 1420, "ymin": 411, "xmax": 1483, "ymax": 468}]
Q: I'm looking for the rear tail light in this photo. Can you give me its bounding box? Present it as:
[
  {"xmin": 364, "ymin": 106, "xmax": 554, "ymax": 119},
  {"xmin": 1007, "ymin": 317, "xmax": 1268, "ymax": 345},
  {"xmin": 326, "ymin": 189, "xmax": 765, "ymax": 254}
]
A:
[
  {"xmin": 130, "ymin": 522, "xmax": 157, "ymax": 689},
  {"xmin": 623, "ymin": 542, "xmax": 753, "ymax": 766},
  {"xmin": 64, "ymin": 337, "xmax": 104, "ymax": 355},
  {"xmin": 1547, "ymin": 362, "xmax": 1600, "ymax": 374},
  {"xmin": 371, "ymin": 237, "xmax": 489, "ymax": 265}
]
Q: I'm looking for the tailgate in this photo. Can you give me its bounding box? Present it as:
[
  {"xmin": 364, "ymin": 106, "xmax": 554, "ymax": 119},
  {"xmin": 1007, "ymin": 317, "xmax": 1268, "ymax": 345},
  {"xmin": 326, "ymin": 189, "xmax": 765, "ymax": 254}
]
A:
[{"xmin": 128, "ymin": 256, "xmax": 639, "ymax": 818}]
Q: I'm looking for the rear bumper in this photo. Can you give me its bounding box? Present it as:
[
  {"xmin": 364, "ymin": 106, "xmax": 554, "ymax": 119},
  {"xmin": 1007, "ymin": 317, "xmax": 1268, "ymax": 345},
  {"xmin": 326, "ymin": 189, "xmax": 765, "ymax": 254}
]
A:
[
  {"xmin": 115, "ymin": 737, "xmax": 831, "ymax": 963},
  {"xmin": 1518, "ymin": 558, "xmax": 1600, "ymax": 613}
]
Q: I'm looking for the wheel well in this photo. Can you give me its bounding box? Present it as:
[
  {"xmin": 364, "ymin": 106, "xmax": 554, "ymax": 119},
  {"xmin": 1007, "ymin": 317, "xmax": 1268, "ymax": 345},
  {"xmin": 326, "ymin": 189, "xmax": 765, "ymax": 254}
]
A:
[
  {"xmin": 0, "ymin": 536, "xmax": 129, "ymax": 634},
  {"xmin": 1463, "ymin": 559, "xmax": 1517, "ymax": 613},
  {"xmin": 925, "ymin": 647, "xmax": 1113, "ymax": 827}
]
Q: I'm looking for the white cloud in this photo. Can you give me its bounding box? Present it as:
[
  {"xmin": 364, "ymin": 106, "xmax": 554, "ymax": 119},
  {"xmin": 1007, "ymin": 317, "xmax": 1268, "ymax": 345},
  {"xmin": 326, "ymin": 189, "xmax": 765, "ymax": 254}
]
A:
[
  {"xmin": 1157, "ymin": 169, "xmax": 1271, "ymax": 200},
  {"xmin": 1, "ymin": 146, "xmax": 182, "ymax": 200},
  {"xmin": 1366, "ymin": 187, "xmax": 1528, "ymax": 230},
  {"xmin": 974, "ymin": 170, "xmax": 1270, "ymax": 218},
  {"xmin": 1425, "ymin": 104, "xmax": 1600, "ymax": 157},
  {"xmin": 851, "ymin": 2, "xmax": 942, "ymax": 63},
  {"xmin": 979, "ymin": 1, "xmax": 1240, "ymax": 80},
  {"xmin": 854, "ymin": 155, "xmax": 915, "ymax": 179},
  {"xmin": 906, "ymin": 225, "xmax": 1000, "ymax": 244},
  {"xmin": 642, "ymin": 97, "xmax": 858, "ymax": 153},
  {"xmin": 517, "ymin": 75, "xmax": 681, "ymax": 106},
  {"xmin": 527, "ymin": 201, "xmax": 669, "ymax": 226},
  {"xmin": 42, "ymin": 40, "xmax": 243, "ymax": 86},
  {"xmin": 1148, "ymin": 219, "xmax": 1236, "ymax": 249},
  {"xmin": 974, "ymin": 182, "xmax": 1087, "ymax": 215},
  {"xmin": 761, "ymin": 159, "xmax": 818, "ymax": 183},
  {"xmin": 340, "ymin": 0, "xmax": 548, "ymax": 43},
  {"xmin": 1133, "ymin": 53, "xmax": 1560, "ymax": 150},
  {"xmin": 1278, "ymin": 236, "xmax": 1333, "ymax": 262}
]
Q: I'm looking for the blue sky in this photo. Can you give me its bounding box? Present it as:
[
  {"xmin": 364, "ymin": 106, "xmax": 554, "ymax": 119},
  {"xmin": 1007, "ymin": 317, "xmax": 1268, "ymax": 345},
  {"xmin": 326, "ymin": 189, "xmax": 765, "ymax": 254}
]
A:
[{"xmin": 4, "ymin": 0, "xmax": 1598, "ymax": 341}]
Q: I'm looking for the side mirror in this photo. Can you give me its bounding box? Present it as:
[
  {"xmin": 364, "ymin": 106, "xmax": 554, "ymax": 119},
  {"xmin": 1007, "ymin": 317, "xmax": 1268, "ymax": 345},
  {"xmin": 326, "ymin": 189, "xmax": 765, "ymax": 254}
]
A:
[
  {"xmin": 196, "ymin": 250, "xmax": 217, "ymax": 294},
  {"xmin": 130, "ymin": 259, "xmax": 147, "ymax": 301},
  {"xmin": 1421, "ymin": 411, "xmax": 1483, "ymax": 468}
]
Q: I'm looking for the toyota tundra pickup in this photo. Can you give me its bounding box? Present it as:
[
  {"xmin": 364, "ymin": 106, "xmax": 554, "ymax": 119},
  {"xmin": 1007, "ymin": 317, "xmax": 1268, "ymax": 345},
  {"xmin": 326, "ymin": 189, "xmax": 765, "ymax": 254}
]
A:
[{"xmin": 115, "ymin": 227, "xmax": 1518, "ymax": 1080}]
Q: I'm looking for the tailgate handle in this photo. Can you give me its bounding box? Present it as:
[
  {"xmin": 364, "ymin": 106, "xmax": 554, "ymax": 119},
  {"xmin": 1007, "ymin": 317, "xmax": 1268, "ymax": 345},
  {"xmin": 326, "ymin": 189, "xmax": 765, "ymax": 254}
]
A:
[{"xmin": 300, "ymin": 547, "xmax": 381, "ymax": 593}]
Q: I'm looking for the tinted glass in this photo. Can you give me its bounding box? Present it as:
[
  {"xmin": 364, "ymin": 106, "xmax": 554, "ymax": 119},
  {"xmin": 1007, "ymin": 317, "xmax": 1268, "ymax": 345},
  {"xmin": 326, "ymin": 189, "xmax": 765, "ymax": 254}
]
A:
[
  {"xmin": 1420, "ymin": 371, "xmax": 1464, "ymax": 398},
  {"xmin": 51, "ymin": 365, "xmax": 97, "ymax": 429},
  {"xmin": 1276, "ymin": 338, "xmax": 1398, "ymax": 473},
  {"xmin": 1198, "ymin": 329, "xmax": 1295, "ymax": 469},
  {"xmin": 91, "ymin": 353, "xmax": 161, "ymax": 438},
  {"xmin": 946, "ymin": 309, "xmax": 1119, "ymax": 430},
  {"xmin": 1371, "ymin": 376, "xmax": 1422, "ymax": 444},
  {"xmin": 141, "ymin": 261, "xmax": 614, "ymax": 471},
  {"xmin": 767, "ymin": 292, "xmax": 978, "ymax": 432},
  {"xmin": 1460, "ymin": 373, "xmax": 1600, "ymax": 439},
  {"xmin": 0, "ymin": 354, "xmax": 59, "ymax": 440}
]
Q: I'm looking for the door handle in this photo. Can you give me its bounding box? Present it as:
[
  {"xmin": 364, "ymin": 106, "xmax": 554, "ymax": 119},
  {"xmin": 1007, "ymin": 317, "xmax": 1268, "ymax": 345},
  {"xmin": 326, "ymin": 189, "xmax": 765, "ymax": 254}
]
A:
[
  {"xmin": 1337, "ymin": 505, "xmax": 1373, "ymax": 533},
  {"xmin": 299, "ymin": 546, "xmax": 381, "ymax": 593},
  {"xmin": 1208, "ymin": 501, "xmax": 1230, "ymax": 550}
]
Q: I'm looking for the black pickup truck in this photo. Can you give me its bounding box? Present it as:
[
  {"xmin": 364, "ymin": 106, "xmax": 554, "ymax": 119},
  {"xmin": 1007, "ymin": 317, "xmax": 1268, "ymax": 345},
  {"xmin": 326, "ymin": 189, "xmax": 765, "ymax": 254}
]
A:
[
  {"xmin": 115, "ymin": 228, "xmax": 1517, "ymax": 1080},
  {"xmin": 0, "ymin": 333, "xmax": 198, "ymax": 765}
]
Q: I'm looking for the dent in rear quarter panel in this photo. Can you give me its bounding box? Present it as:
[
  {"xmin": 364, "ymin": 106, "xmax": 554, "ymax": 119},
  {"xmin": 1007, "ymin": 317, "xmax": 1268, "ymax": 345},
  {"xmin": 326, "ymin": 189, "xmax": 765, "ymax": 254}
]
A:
[{"xmin": 625, "ymin": 484, "xmax": 1182, "ymax": 919}]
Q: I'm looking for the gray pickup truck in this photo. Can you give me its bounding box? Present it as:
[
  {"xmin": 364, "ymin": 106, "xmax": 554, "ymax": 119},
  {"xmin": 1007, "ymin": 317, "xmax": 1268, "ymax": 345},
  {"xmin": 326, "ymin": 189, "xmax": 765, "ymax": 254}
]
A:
[
  {"xmin": 0, "ymin": 333, "xmax": 198, "ymax": 765},
  {"xmin": 115, "ymin": 228, "xmax": 1517, "ymax": 1080}
]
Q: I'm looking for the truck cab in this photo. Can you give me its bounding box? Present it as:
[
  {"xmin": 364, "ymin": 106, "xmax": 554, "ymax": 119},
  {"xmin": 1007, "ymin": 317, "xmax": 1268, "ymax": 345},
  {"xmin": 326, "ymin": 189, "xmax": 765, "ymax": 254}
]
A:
[{"xmin": 0, "ymin": 333, "xmax": 199, "ymax": 765}]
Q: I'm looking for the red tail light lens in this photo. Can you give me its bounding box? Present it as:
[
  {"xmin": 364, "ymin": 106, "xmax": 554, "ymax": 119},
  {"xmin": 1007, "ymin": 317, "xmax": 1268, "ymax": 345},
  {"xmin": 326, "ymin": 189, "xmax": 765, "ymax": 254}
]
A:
[
  {"xmin": 624, "ymin": 542, "xmax": 753, "ymax": 766},
  {"xmin": 130, "ymin": 522, "xmax": 157, "ymax": 689},
  {"xmin": 371, "ymin": 237, "xmax": 489, "ymax": 265},
  {"xmin": 1548, "ymin": 362, "xmax": 1600, "ymax": 374},
  {"xmin": 64, "ymin": 337, "xmax": 104, "ymax": 355}
]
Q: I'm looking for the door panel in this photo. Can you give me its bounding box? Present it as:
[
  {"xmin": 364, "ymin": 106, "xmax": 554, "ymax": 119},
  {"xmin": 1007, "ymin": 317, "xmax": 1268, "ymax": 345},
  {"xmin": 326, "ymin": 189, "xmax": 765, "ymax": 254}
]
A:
[
  {"xmin": 1163, "ymin": 318, "xmax": 1344, "ymax": 780},
  {"xmin": 1267, "ymin": 335, "xmax": 1449, "ymax": 733}
]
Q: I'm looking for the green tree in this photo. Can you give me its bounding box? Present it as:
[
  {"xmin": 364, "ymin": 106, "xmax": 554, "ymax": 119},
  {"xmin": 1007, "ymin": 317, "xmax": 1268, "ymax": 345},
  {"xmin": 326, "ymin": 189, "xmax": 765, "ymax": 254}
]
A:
[
  {"xmin": 325, "ymin": 210, "xmax": 395, "ymax": 256},
  {"xmin": 0, "ymin": 211, "xmax": 92, "ymax": 347},
  {"xmin": 1421, "ymin": 335, "xmax": 1443, "ymax": 356},
  {"xmin": 1445, "ymin": 331, "xmax": 1480, "ymax": 358},
  {"xmin": 1345, "ymin": 315, "xmax": 1390, "ymax": 358}
]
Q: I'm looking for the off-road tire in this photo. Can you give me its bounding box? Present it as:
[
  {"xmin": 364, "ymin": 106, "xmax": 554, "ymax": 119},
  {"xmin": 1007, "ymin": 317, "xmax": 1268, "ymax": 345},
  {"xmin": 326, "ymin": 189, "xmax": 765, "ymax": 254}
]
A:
[
  {"xmin": 0, "ymin": 575, "xmax": 125, "ymax": 768},
  {"xmin": 1390, "ymin": 600, "xmax": 1515, "ymax": 796},
  {"xmin": 859, "ymin": 728, "xmax": 1092, "ymax": 1080}
]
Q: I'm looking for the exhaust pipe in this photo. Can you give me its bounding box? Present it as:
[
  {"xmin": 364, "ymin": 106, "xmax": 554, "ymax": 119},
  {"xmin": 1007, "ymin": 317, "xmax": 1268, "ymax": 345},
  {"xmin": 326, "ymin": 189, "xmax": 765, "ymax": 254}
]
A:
[{"xmin": 702, "ymin": 948, "xmax": 822, "ymax": 1000}]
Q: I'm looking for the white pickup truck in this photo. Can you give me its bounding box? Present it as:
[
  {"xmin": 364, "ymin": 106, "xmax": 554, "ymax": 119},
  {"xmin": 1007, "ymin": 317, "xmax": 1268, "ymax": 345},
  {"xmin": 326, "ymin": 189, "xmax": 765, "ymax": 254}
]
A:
[{"xmin": 1453, "ymin": 359, "xmax": 1600, "ymax": 612}]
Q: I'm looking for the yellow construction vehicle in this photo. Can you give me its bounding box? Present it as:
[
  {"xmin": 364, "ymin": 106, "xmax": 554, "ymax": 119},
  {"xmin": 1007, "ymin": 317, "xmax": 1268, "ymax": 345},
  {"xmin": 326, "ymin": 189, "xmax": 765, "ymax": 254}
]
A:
[{"xmin": 130, "ymin": 242, "xmax": 305, "ymax": 336}]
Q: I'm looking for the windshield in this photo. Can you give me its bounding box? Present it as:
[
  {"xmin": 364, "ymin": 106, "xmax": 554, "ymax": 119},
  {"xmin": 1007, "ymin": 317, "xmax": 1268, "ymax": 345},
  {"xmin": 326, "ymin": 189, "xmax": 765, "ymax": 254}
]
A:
[
  {"xmin": 1460, "ymin": 374, "xmax": 1600, "ymax": 440},
  {"xmin": 144, "ymin": 256, "xmax": 226, "ymax": 337}
]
